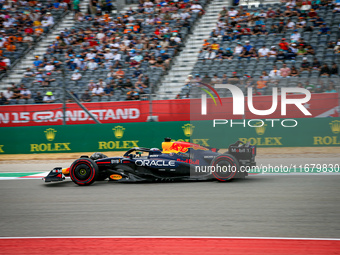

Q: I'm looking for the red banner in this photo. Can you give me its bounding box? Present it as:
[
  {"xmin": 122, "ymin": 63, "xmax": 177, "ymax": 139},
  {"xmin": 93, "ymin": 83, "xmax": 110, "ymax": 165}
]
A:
[{"xmin": 0, "ymin": 93, "xmax": 338, "ymax": 127}]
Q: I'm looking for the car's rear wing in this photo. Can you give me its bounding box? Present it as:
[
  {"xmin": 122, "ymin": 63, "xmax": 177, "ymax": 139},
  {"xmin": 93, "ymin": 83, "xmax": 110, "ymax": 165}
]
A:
[{"xmin": 228, "ymin": 141, "xmax": 256, "ymax": 166}]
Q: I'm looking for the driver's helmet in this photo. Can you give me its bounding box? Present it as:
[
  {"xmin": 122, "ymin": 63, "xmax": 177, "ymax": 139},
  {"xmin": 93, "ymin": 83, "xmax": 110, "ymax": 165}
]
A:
[
  {"xmin": 150, "ymin": 148, "xmax": 161, "ymax": 151},
  {"xmin": 90, "ymin": 152, "xmax": 108, "ymax": 160}
]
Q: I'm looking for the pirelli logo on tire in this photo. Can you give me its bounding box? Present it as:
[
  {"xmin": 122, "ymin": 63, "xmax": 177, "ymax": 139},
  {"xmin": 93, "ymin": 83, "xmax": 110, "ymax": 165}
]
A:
[{"xmin": 30, "ymin": 128, "xmax": 72, "ymax": 152}]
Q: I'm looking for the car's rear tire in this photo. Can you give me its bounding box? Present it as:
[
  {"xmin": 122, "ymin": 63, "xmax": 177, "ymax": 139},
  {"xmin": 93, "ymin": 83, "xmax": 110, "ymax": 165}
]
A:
[
  {"xmin": 211, "ymin": 154, "xmax": 240, "ymax": 181},
  {"xmin": 70, "ymin": 158, "xmax": 98, "ymax": 186}
]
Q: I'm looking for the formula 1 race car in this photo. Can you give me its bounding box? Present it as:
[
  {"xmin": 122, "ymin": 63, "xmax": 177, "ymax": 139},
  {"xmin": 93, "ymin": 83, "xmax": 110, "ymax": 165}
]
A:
[{"xmin": 43, "ymin": 138, "xmax": 256, "ymax": 186}]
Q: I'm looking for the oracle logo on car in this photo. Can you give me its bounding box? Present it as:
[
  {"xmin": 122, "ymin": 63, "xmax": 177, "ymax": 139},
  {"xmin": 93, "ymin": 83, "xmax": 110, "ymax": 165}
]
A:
[{"xmin": 135, "ymin": 160, "xmax": 176, "ymax": 167}]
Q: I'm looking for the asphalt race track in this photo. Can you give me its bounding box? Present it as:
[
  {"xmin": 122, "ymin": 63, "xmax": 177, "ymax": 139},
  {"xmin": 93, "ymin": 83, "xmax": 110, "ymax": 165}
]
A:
[{"xmin": 1, "ymin": 172, "xmax": 340, "ymax": 238}]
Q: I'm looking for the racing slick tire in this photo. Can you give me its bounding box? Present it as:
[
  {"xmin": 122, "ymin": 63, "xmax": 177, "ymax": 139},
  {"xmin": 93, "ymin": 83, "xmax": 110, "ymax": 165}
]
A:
[
  {"xmin": 211, "ymin": 154, "xmax": 241, "ymax": 181},
  {"xmin": 70, "ymin": 158, "xmax": 99, "ymax": 186}
]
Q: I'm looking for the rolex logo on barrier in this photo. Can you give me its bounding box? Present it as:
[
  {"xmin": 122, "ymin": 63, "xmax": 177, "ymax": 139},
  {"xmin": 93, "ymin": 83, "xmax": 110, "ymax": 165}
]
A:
[
  {"xmin": 113, "ymin": 126, "xmax": 125, "ymax": 139},
  {"xmin": 313, "ymin": 120, "xmax": 340, "ymax": 145},
  {"xmin": 254, "ymin": 122, "xmax": 267, "ymax": 135},
  {"xmin": 30, "ymin": 128, "xmax": 71, "ymax": 152},
  {"xmin": 44, "ymin": 128, "xmax": 57, "ymax": 141},
  {"xmin": 99, "ymin": 125, "xmax": 139, "ymax": 150},
  {"xmin": 330, "ymin": 120, "xmax": 340, "ymax": 134},
  {"xmin": 182, "ymin": 124, "xmax": 195, "ymax": 137},
  {"xmin": 238, "ymin": 122, "xmax": 282, "ymax": 146}
]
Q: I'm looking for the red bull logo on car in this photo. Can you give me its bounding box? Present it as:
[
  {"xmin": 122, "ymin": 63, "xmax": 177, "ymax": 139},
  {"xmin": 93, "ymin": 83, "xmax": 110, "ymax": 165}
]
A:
[{"xmin": 162, "ymin": 141, "xmax": 209, "ymax": 153}]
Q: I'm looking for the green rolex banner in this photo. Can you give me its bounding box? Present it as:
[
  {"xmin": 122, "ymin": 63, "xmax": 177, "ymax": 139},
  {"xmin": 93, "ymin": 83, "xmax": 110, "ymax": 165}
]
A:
[{"xmin": 0, "ymin": 118, "xmax": 339, "ymax": 154}]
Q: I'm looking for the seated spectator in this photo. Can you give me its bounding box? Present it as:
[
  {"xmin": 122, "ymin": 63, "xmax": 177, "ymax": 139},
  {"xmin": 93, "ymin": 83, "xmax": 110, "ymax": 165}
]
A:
[
  {"xmin": 3, "ymin": 87, "xmax": 13, "ymax": 100},
  {"xmin": 311, "ymin": 58, "xmax": 321, "ymax": 70},
  {"xmin": 66, "ymin": 91, "xmax": 79, "ymax": 102},
  {"xmin": 290, "ymin": 43, "xmax": 298, "ymax": 53},
  {"xmin": 228, "ymin": 7, "xmax": 238, "ymax": 17},
  {"xmin": 297, "ymin": 45, "xmax": 307, "ymax": 55},
  {"xmin": 330, "ymin": 63, "xmax": 338, "ymax": 76},
  {"xmin": 280, "ymin": 64, "xmax": 291, "ymax": 77},
  {"xmin": 239, "ymin": 48, "xmax": 251, "ymax": 59},
  {"xmin": 193, "ymin": 74, "xmax": 202, "ymax": 83},
  {"xmin": 24, "ymin": 68, "xmax": 35, "ymax": 77},
  {"xmin": 211, "ymin": 74, "xmax": 222, "ymax": 85},
  {"xmin": 258, "ymin": 46, "xmax": 270, "ymax": 58},
  {"xmin": 155, "ymin": 56, "xmax": 166, "ymax": 70},
  {"xmin": 33, "ymin": 92, "xmax": 42, "ymax": 104},
  {"xmin": 256, "ymin": 77, "xmax": 267, "ymax": 93},
  {"xmin": 41, "ymin": 73, "xmax": 56, "ymax": 87},
  {"xmin": 286, "ymin": 48, "xmax": 297, "ymax": 60},
  {"xmin": 70, "ymin": 70, "xmax": 82, "ymax": 82},
  {"xmin": 126, "ymin": 88, "xmax": 139, "ymax": 100},
  {"xmin": 0, "ymin": 57, "xmax": 8, "ymax": 73},
  {"xmin": 290, "ymin": 66, "xmax": 299, "ymax": 76},
  {"xmin": 23, "ymin": 33, "xmax": 34, "ymax": 44},
  {"xmin": 268, "ymin": 46, "xmax": 278, "ymax": 57},
  {"xmin": 286, "ymin": 19, "xmax": 295, "ymax": 29},
  {"xmin": 325, "ymin": 84, "xmax": 337, "ymax": 93},
  {"xmin": 276, "ymin": 49, "xmax": 286, "ymax": 61},
  {"xmin": 318, "ymin": 23, "xmax": 330, "ymax": 35},
  {"xmin": 11, "ymin": 86, "xmax": 21, "ymax": 99},
  {"xmin": 248, "ymin": 48, "xmax": 258, "ymax": 59},
  {"xmin": 296, "ymin": 17, "xmax": 307, "ymax": 28},
  {"xmin": 306, "ymin": 45, "xmax": 315, "ymax": 55},
  {"xmin": 319, "ymin": 63, "xmax": 331, "ymax": 76},
  {"xmin": 261, "ymin": 71, "xmax": 269, "ymax": 80},
  {"xmin": 103, "ymin": 85, "xmax": 113, "ymax": 96},
  {"xmin": 244, "ymin": 41, "xmax": 253, "ymax": 52},
  {"xmin": 92, "ymin": 84, "xmax": 104, "ymax": 97},
  {"xmin": 160, "ymin": 50, "xmax": 171, "ymax": 69},
  {"xmin": 223, "ymin": 48, "xmax": 233, "ymax": 59},
  {"xmin": 269, "ymin": 65, "xmax": 281, "ymax": 78},
  {"xmin": 269, "ymin": 24, "xmax": 278, "ymax": 33},
  {"xmin": 333, "ymin": 3, "xmax": 340, "ymax": 12},
  {"xmin": 221, "ymin": 74, "xmax": 228, "ymax": 84},
  {"xmin": 228, "ymin": 72, "xmax": 240, "ymax": 84},
  {"xmin": 114, "ymin": 68, "xmax": 125, "ymax": 79},
  {"xmin": 86, "ymin": 59, "xmax": 98, "ymax": 70},
  {"xmin": 314, "ymin": 85, "xmax": 324, "ymax": 93},
  {"xmin": 81, "ymin": 90, "xmax": 92, "ymax": 102},
  {"xmin": 88, "ymin": 80, "xmax": 96, "ymax": 91},
  {"xmin": 33, "ymin": 56, "xmax": 43, "ymax": 68},
  {"xmin": 290, "ymin": 30, "xmax": 301, "ymax": 42},
  {"xmin": 43, "ymin": 92, "xmax": 55, "ymax": 103},
  {"xmin": 300, "ymin": 57, "xmax": 311, "ymax": 71},
  {"xmin": 278, "ymin": 38, "xmax": 289, "ymax": 51},
  {"xmin": 267, "ymin": 7, "xmax": 276, "ymax": 18},
  {"xmin": 0, "ymin": 92, "xmax": 9, "ymax": 105},
  {"xmin": 204, "ymin": 49, "xmax": 216, "ymax": 59},
  {"xmin": 201, "ymin": 74, "xmax": 211, "ymax": 84},
  {"xmin": 20, "ymin": 87, "xmax": 31, "ymax": 99},
  {"xmin": 234, "ymin": 42, "xmax": 244, "ymax": 54},
  {"xmin": 133, "ymin": 67, "xmax": 143, "ymax": 78},
  {"xmin": 123, "ymin": 78, "xmax": 133, "ymax": 89}
]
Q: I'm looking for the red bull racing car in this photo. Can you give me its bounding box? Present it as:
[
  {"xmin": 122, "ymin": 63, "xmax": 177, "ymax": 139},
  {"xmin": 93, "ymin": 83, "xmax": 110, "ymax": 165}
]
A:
[{"xmin": 43, "ymin": 138, "xmax": 257, "ymax": 186}]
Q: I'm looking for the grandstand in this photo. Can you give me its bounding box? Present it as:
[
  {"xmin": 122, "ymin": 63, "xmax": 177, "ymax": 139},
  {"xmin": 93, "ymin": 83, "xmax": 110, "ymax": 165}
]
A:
[{"xmin": 0, "ymin": 0, "xmax": 339, "ymax": 105}]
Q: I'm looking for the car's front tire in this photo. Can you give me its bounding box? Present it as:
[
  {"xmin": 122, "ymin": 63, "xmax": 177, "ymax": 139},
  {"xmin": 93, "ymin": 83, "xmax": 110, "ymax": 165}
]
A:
[{"xmin": 69, "ymin": 158, "xmax": 98, "ymax": 186}]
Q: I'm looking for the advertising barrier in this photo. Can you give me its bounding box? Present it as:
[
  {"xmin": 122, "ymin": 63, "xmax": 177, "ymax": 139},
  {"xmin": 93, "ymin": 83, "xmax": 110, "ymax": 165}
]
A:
[
  {"xmin": 0, "ymin": 93, "xmax": 338, "ymax": 127},
  {"xmin": 0, "ymin": 118, "xmax": 339, "ymax": 154}
]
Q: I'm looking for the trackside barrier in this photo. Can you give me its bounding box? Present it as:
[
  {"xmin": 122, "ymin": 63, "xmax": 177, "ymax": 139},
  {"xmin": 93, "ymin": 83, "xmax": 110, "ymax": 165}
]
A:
[{"xmin": 0, "ymin": 118, "xmax": 339, "ymax": 154}]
